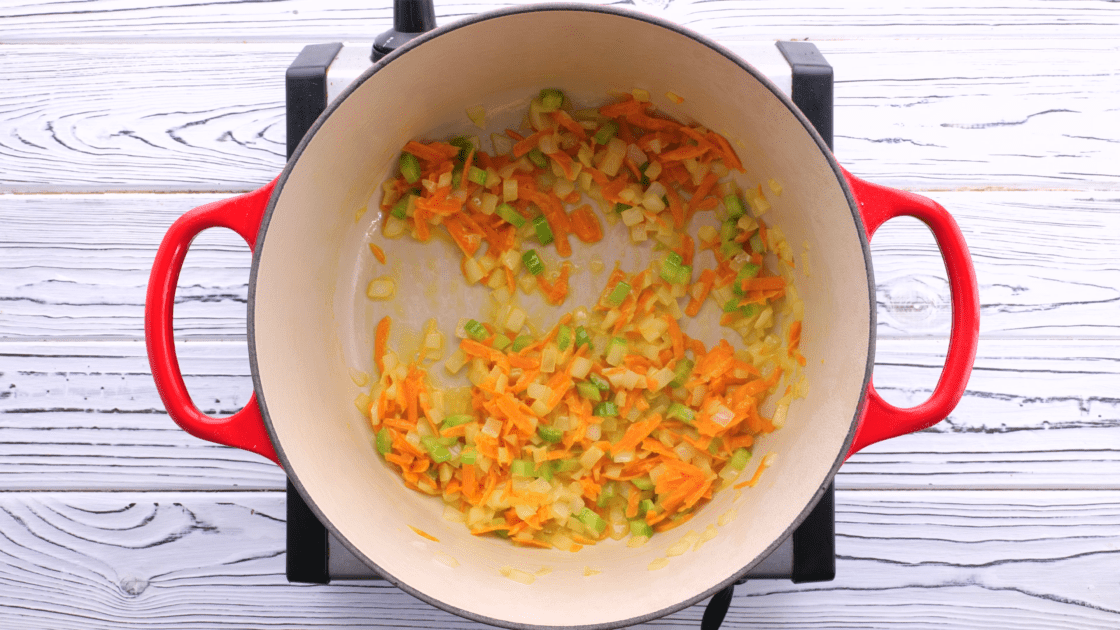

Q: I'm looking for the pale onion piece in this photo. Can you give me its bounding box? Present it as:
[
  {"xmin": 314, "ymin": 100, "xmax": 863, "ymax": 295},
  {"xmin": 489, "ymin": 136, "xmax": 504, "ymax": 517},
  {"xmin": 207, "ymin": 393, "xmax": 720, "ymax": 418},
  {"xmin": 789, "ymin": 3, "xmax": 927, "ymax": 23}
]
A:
[
  {"xmin": 530, "ymin": 399, "xmax": 551, "ymax": 418},
  {"xmin": 480, "ymin": 192, "xmax": 499, "ymax": 215},
  {"xmin": 383, "ymin": 215, "xmax": 407, "ymax": 238},
  {"xmin": 535, "ymin": 566, "xmax": 554, "ymax": 577},
  {"xmin": 673, "ymin": 442, "xmax": 697, "ymax": 463},
  {"xmin": 482, "ymin": 416, "xmax": 503, "ymax": 438},
  {"xmin": 647, "ymin": 366, "xmax": 676, "ymax": 392},
  {"xmin": 580, "ymin": 444, "xmax": 605, "ymax": 468},
  {"xmin": 405, "ymin": 431, "xmax": 422, "ymax": 450},
  {"xmin": 637, "ymin": 315, "xmax": 669, "ymax": 343},
  {"xmin": 772, "ymin": 401, "xmax": 790, "ymax": 429},
  {"xmin": 504, "ymin": 307, "xmax": 526, "ymax": 332},
  {"xmin": 349, "ymin": 368, "xmax": 370, "ymax": 387},
  {"xmin": 478, "ymin": 253, "xmax": 498, "ymax": 275},
  {"xmin": 353, "ymin": 392, "xmax": 371, "ymax": 417},
  {"xmin": 529, "ymin": 477, "xmax": 552, "ymax": 495},
  {"xmin": 718, "ymin": 507, "xmax": 738, "ymax": 527},
  {"xmin": 612, "ymin": 449, "xmax": 635, "ymax": 464},
  {"xmin": 518, "ymin": 273, "xmax": 537, "ymax": 294},
  {"xmin": 630, "ymin": 225, "xmax": 649, "ymax": 244},
  {"xmin": 490, "ymin": 285, "xmax": 512, "ymax": 305},
  {"xmin": 382, "ymin": 351, "xmax": 399, "ymax": 377},
  {"xmin": 737, "ymin": 214, "xmax": 759, "ymax": 232},
  {"xmin": 768, "ymin": 177, "xmax": 783, "ymax": 196},
  {"xmin": 712, "ymin": 405, "xmax": 735, "ymax": 428},
  {"xmin": 541, "ymin": 344, "xmax": 558, "ymax": 373},
  {"xmin": 632, "ymin": 88, "xmax": 651, "ymax": 102},
  {"xmin": 601, "ymin": 309, "xmax": 620, "ymax": 331},
  {"xmin": 421, "ymin": 178, "xmax": 437, "ymax": 193},
  {"xmin": 754, "ymin": 306, "xmax": 774, "ymax": 330},
  {"xmin": 490, "ymin": 132, "xmax": 512, "ymax": 156},
  {"xmin": 584, "ymin": 566, "xmax": 603, "ymax": 576},
  {"xmin": 551, "ymin": 501, "xmax": 572, "ymax": 523},
  {"xmin": 600, "ymin": 152, "xmax": 624, "ymax": 178},
  {"xmin": 620, "ymin": 206, "xmax": 645, "ymax": 227},
  {"xmin": 392, "ymin": 362, "xmax": 408, "ymax": 382},
  {"xmin": 577, "ymin": 143, "xmax": 594, "ymax": 167},
  {"xmin": 641, "ymin": 191, "xmax": 667, "ymax": 213},
  {"xmin": 503, "ymin": 177, "xmax": 519, "ymax": 202},
  {"xmin": 666, "ymin": 531, "xmax": 698, "ymax": 557},
  {"xmin": 434, "ymin": 550, "xmax": 460, "ymax": 568},
  {"xmin": 711, "ymin": 160, "xmax": 730, "ymax": 177},
  {"xmin": 569, "ymin": 356, "xmax": 592, "ymax": 379},
  {"xmin": 514, "ymin": 503, "xmax": 537, "ymax": 521},
  {"xmin": 527, "ymin": 382, "xmax": 552, "ymax": 402},
  {"xmin": 746, "ymin": 186, "xmax": 772, "ymax": 216},
  {"xmin": 628, "ymin": 535, "xmax": 650, "ymax": 548},
  {"xmin": 609, "ymin": 506, "xmax": 628, "ymax": 540},
  {"xmin": 366, "ymin": 277, "xmax": 395, "ymax": 300},
  {"xmin": 626, "ymin": 143, "xmax": 647, "ymax": 167},
  {"xmin": 644, "ymin": 160, "xmax": 663, "ymax": 182},
  {"xmin": 646, "ymin": 181, "xmax": 667, "ymax": 199},
  {"xmin": 605, "ymin": 341, "xmax": 627, "ymax": 366},
  {"xmin": 466, "ymin": 105, "xmax": 487, "ymax": 129},
  {"xmin": 584, "ymin": 423, "xmax": 602, "ymax": 441},
  {"xmin": 424, "ymin": 330, "xmax": 444, "ymax": 353},
  {"xmin": 578, "ymin": 170, "xmax": 594, "ymax": 191},
  {"xmin": 617, "ymin": 187, "xmax": 637, "ymax": 204},
  {"xmin": 606, "ymin": 137, "xmax": 628, "ymax": 156},
  {"xmin": 648, "ymin": 558, "xmax": 670, "ymax": 571},
  {"xmin": 666, "ymin": 91, "xmax": 684, "ymax": 104},
  {"xmin": 436, "ymin": 171, "xmax": 453, "ymax": 190},
  {"xmin": 499, "ymin": 248, "xmax": 521, "ymax": 273},
  {"xmin": 500, "ymin": 566, "xmax": 536, "ymax": 585}
]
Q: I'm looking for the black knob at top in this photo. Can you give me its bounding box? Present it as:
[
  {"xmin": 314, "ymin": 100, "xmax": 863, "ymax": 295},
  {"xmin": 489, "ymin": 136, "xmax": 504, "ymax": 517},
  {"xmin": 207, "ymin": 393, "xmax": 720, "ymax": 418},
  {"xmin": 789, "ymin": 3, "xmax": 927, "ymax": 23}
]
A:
[{"xmin": 372, "ymin": 0, "xmax": 437, "ymax": 61}]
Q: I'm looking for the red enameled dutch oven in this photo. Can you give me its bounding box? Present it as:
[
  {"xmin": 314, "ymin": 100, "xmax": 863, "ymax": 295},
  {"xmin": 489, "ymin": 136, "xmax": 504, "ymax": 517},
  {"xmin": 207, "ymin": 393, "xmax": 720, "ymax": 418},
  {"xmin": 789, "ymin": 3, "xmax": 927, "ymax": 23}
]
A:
[{"xmin": 146, "ymin": 5, "xmax": 979, "ymax": 629}]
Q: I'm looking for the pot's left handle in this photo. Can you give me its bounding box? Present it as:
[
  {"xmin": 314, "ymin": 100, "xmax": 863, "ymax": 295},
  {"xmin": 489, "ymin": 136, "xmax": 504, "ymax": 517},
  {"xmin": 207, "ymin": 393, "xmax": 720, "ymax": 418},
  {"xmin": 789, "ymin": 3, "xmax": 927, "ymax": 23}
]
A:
[
  {"xmin": 145, "ymin": 179, "xmax": 281, "ymax": 465},
  {"xmin": 842, "ymin": 169, "xmax": 980, "ymax": 459}
]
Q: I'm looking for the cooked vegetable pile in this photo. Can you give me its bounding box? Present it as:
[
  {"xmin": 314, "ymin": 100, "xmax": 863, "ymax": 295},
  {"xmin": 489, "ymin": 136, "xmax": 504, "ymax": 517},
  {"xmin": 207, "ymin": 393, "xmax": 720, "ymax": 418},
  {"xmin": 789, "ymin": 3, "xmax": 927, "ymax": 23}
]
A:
[{"xmin": 359, "ymin": 88, "xmax": 805, "ymax": 551}]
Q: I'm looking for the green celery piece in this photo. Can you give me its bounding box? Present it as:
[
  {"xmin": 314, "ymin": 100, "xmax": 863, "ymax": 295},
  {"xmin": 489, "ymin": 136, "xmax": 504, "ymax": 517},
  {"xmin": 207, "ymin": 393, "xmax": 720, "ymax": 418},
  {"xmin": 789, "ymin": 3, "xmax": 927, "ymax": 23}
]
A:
[
  {"xmin": 512, "ymin": 335, "xmax": 535, "ymax": 352},
  {"xmin": 639, "ymin": 162, "xmax": 651, "ymax": 187},
  {"xmin": 577, "ymin": 507, "xmax": 607, "ymax": 534},
  {"xmin": 557, "ymin": 325, "xmax": 572, "ymax": 351},
  {"xmin": 638, "ymin": 499, "xmax": 656, "ymax": 517},
  {"xmin": 538, "ymin": 425, "xmax": 564, "ymax": 443},
  {"xmin": 606, "ymin": 337, "xmax": 627, "ymax": 357},
  {"xmin": 576, "ymin": 381, "xmax": 603, "ymax": 403},
  {"xmin": 390, "ymin": 194, "xmax": 412, "ymax": 219},
  {"xmin": 629, "ymin": 519, "xmax": 654, "ymax": 538},
  {"xmin": 421, "ymin": 436, "xmax": 452, "ymax": 463},
  {"xmin": 492, "ymin": 334, "xmax": 512, "ymax": 351},
  {"xmin": 375, "ymin": 428, "xmax": 392, "ymax": 455},
  {"xmin": 399, "ymin": 153, "xmax": 422, "ymax": 183},
  {"xmin": 511, "ymin": 459, "xmax": 536, "ymax": 477},
  {"xmin": 522, "ymin": 249, "xmax": 545, "ymax": 275},
  {"xmin": 732, "ymin": 264, "xmax": 760, "ymax": 296},
  {"xmin": 721, "ymin": 240, "xmax": 743, "ymax": 259},
  {"xmin": 496, "ymin": 203, "xmax": 526, "ymax": 228},
  {"xmin": 449, "ymin": 136, "xmax": 473, "ymax": 161},
  {"xmin": 588, "ymin": 373, "xmax": 611, "ymax": 391},
  {"xmin": 574, "ymin": 326, "xmax": 592, "ymax": 350},
  {"xmin": 669, "ymin": 358, "xmax": 694, "ymax": 388},
  {"xmin": 468, "ymin": 166, "xmax": 488, "ymax": 186},
  {"xmin": 725, "ymin": 194, "xmax": 746, "ymax": 219},
  {"xmin": 631, "ymin": 476, "xmax": 653, "ymax": 491},
  {"xmin": 593, "ymin": 120, "xmax": 619, "ymax": 145},
  {"xmin": 729, "ymin": 448, "xmax": 752, "ymax": 471},
  {"xmin": 722, "ymin": 299, "xmax": 741, "ymax": 313},
  {"xmin": 720, "ymin": 220, "xmax": 737, "ymax": 244},
  {"xmin": 741, "ymin": 303, "xmax": 760, "ymax": 318},
  {"xmin": 442, "ymin": 414, "xmax": 475, "ymax": 429},
  {"xmin": 527, "ymin": 147, "xmax": 548, "ymax": 169},
  {"xmin": 464, "ymin": 319, "xmax": 489, "ymax": 341},
  {"xmin": 596, "ymin": 481, "xmax": 617, "ymax": 508},
  {"xmin": 708, "ymin": 437, "xmax": 723, "ymax": 455},
  {"xmin": 536, "ymin": 460, "xmax": 554, "ymax": 482},
  {"xmin": 750, "ymin": 232, "xmax": 766, "ymax": 254},
  {"xmin": 614, "ymin": 202, "xmax": 631, "ymax": 213},
  {"xmin": 532, "ymin": 215, "xmax": 554, "ymax": 245},
  {"xmin": 460, "ymin": 447, "xmax": 478, "ymax": 465},
  {"xmin": 607, "ymin": 281, "xmax": 631, "ymax": 306},
  {"xmin": 451, "ymin": 165, "xmax": 463, "ymax": 188},
  {"xmin": 555, "ymin": 458, "xmax": 581, "ymax": 473},
  {"xmin": 666, "ymin": 402, "xmax": 696, "ymax": 424},
  {"xmin": 593, "ymin": 401, "xmax": 619, "ymax": 417},
  {"xmin": 660, "ymin": 253, "xmax": 684, "ymax": 283},
  {"xmin": 539, "ymin": 88, "xmax": 565, "ymax": 112}
]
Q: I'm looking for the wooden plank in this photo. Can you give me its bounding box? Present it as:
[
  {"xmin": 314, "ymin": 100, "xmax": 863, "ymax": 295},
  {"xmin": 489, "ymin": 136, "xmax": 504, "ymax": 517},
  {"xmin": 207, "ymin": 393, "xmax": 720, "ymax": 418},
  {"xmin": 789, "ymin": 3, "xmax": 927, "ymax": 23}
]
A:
[
  {"xmin": 1, "ymin": 39, "xmax": 1117, "ymax": 193},
  {"xmin": 0, "ymin": 337, "xmax": 1116, "ymax": 491},
  {"xmin": 3, "ymin": 190, "xmax": 1116, "ymax": 340},
  {"xmin": 1, "ymin": 0, "xmax": 1117, "ymax": 42},
  {"xmin": 0, "ymin": 490, "xmax": 1117, "ymax": 628}
]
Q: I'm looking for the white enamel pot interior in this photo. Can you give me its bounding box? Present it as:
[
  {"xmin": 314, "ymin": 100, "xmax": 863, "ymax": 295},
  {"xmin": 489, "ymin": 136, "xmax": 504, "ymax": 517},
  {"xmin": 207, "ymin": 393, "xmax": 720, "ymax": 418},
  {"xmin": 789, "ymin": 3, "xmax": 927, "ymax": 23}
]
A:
[{"xmin": 250, "ymin": 5, "xmax": 872, "ymax": 629}]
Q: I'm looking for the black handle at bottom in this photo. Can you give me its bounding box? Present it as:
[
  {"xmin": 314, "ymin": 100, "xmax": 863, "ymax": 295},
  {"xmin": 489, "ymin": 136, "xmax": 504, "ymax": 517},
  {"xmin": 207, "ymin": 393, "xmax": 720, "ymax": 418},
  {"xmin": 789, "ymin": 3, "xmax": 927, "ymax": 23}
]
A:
[{"xmin": 701, "ymin": 584, "xmax": 736, "ymax": 630}]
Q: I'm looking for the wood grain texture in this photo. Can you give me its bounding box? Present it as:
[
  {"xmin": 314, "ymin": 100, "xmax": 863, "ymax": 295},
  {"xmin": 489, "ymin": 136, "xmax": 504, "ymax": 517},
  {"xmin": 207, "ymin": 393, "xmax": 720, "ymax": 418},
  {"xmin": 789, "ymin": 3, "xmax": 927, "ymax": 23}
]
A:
[
  {"xmin": 0, "ymin": 490, "xmax": 1117, "ymax": 629},
  {"xmin": 2, "ymin": 191, "xmax": 1116, "ymax": 340},
  {"xmin": 2, "ymin": 39, "xmax": 1117, "ymax": 193},
  {"xmin": 1, "ymin": 337, "xmax": 1115, "ymax": 491},
  {"xmin": 1, "ymin": 0, "xmax": 1117, "ymax": 42}
]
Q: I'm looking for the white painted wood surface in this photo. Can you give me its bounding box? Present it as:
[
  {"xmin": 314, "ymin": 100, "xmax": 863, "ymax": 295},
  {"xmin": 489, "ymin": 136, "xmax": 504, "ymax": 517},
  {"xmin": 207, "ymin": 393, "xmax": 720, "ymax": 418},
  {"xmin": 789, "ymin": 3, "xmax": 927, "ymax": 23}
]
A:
[{"xmin": 1, "ymin": 0, "xmax": 1118, "ymax": 627}]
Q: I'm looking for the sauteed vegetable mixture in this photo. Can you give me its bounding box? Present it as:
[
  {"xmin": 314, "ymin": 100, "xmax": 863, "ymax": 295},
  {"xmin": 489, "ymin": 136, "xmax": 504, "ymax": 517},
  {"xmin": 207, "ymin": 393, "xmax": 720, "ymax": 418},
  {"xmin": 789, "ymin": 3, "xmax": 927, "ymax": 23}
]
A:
[{"xmin": 360, "ymin": 89, "xmax": 805, "ymax": 551}]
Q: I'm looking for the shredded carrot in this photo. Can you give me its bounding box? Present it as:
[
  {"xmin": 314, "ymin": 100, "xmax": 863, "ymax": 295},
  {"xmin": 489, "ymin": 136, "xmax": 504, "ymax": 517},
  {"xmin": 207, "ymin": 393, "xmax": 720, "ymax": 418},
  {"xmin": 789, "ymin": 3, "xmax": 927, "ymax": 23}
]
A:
[
  {"xmin": 374, "ymin": 316, "xmax": 391, "ymax": 375},
  {"xmin": 409, "ymin": 525, "xmax": 440, "ymax": 542},
  {"xmin": 368, "ymin": 242, "xmax": 386, "ymax": 264},
  {"xmin": 569, "ymin": 205, "xmax": 604, "ymax": 243}
]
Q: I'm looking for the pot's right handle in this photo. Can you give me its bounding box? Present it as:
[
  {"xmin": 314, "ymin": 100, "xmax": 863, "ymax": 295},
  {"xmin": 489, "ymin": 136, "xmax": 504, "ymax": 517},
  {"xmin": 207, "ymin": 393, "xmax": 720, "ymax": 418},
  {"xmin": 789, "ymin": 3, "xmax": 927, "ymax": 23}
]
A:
[
  {"xmin": 145, "ymin": 180, "xmax": 281, "ymax": 466},
  {"xmin": 842, "ymin": 168, "xmax": 980, "ymax": 459}
]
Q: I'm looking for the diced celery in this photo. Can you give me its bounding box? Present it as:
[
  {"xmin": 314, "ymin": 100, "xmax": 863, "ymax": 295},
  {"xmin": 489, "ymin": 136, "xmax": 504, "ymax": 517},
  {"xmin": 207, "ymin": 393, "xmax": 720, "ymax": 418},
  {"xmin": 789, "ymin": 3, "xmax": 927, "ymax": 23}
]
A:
[
  {"xmin": 639, "ymin": 162, "xmax": 651, "ymax": 187},
  {"xmin": 399, "ymin": 153, "xmax": 422, "ymax": 183},
  {"xmin": 720, "ymin": 220, "xmax": 737, "ymax": 244},
  {"xmin": 421, "ymin": 436, "xmax": 452, "ymax": 463},
  {"xmin": 632, "ymin": 476, "xmax": 653, "ymax": 491},
  {"xmin": 522, "ymin": 249, "xmax": 545, "ymax": 275},
  {"xmin": 449, "ymin": 136, "xmax": 473, "ymax": 161},
  {"xmin": 638, "ymin": 499, "xmax": 655, "ymax": 517},
  {"xmin": 725, "ymin": 193, "xmax": 746, "ymax": 219},
  {"xmin": 732, "ymin": 264, "xmax": 761, "ymax": 296},
  {"xmin": 532, "ymin": 215, "xmax": 554, "ymax": 245},
  {"xmin": 576, "ymin": 381, "xmax": 603, "ymax": 402},
  {"xmin": 511, "ymin": 459, "xmax": 536, "ymax": 477},
  {"xmin": 442, "ymin": 414, "xmax": 475, "ymax": 429},
  {"xmin": 555, "ymin": 458, "xmax": 581, "ymax": 473},
  {"xmin": 464, "ymin": 319, "xmax": 489, "ymax": 341},
  {"xmin": 614, "ymin": 202, "xmax": 631, "ymax": 213},
  {"xmin": 492, "ymin": 334, "xmax": 512, "ymax": 351},
  {"xmin": 594, "ymin": 401, "xmax": 619, "ymax": 417},
  {"xmin": 596, "ymin": 481, "xmax": 617, "ymax": 508},
  {"xmin": 539, "ymin": 88, "xmax": 565, "ymax": 112},
  {"xmin": 390, "ymin": 194, "xmax": 412, "ymax": 219},
  {"xmin": 451, "ymin": 165, "xmax": 463, "ymax": 188},
  {"xmin": 496, "ymin": 203, "xmax": 526, "ymax": 228},
  {"xmin": 375, "ymin": 428, "xmax": 392, "ymax": 455},
  {"xmin": 721, "ymin": 241, "xmax": 742, "ymax": 259},
  {"xmin": 708, "ymin": 437, "xmax": 723, "ymax": 455},
  {"xmin": 512, "ymin": 335, "xmax": 534, "ymax": 352},
  {"xmin": 575, "ymin": 326, "xmax": 592, "ymax": 349},
  {"xmin": 557, "ymin": 325, "xmax": 572, "ymax": 351},
  {"xmin": 468, "ymin": 166, "xmax": 488, "ymax": 186},
  {"xmin": 605, "ymin": 337, "xmax": 627, "ymax": 364},
  {"xmin": 577, "ymin": 507, "xmax": 607, "ymax": 534},
  {"xmin": 729, "ymin": 448, "xmax": 752, "ymax": 471},
  {"xmin": 460, "ymin": 447, "xmax": 478, "ymax": 465},
  {"xmin": 538, "ymin": 425, "xmax": 564, "ymax": 443},
  {"xmin": 660, "ymin": 252, "xmax": 690, "ymax": 284},
  {"xmin": 607, "ymin": 281, "xmax": 631, "ymax": 306},
  {"xmin": 629, "ymin": 519, "xmax": 653, "ymax": 537},
  {"xmin": 588, "ymin": 373, "xmax": 611, "ymax": 391},
  {"xmin": 593, "ymin": 121, "xmax": 619, "ymax": 145},
  {"xmin": 669, "ymin": 358, "xmax": 694, "ymax": 388},
  {"xmin": 750, "ymin": 232, "xmax": 766, "ymax": 254},
  {"xmin": 722, "ymin": 299, "xmax": 741, "ymax": 313},
  {"xmin": 527, "ymin": 147, "xmax": 548, "ymax": 169},
  {"xmin": 667, "ymin": 402, "xmax": 696, "ymax": 424},
  {"xmin": 536, "ymin": 460, "xmax": 554, "ymax": 482}
]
